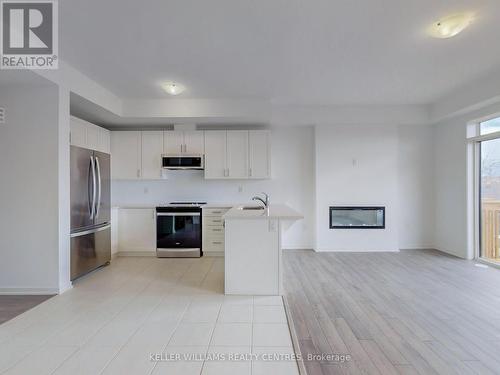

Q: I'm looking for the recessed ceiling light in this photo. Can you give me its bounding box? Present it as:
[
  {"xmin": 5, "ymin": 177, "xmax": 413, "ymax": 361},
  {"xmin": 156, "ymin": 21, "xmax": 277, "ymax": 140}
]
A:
[
  {"xmin": 162, "ymin": 82, "xmax": 185, "ymax": 96},
  {"xmin": 429, "ymin": 13, "xmax": 474, "ymax": 39}
]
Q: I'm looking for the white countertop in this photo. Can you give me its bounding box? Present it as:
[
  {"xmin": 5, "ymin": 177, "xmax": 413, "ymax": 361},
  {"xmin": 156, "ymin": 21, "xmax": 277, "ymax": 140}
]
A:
[
  {"xmin": 223, "ymin": 204, "xmax": 303, "ymax": 220},
  {"xmin": 113, "ymin": 203, "xmax": 239, "ymax": 209},
  {"xmin": 112, "ymin": 205, "xmax": 156, "ymax": 209},
  {"xmin": 112, "ymin": 202, "xmax": 303, "ymax": 221}
]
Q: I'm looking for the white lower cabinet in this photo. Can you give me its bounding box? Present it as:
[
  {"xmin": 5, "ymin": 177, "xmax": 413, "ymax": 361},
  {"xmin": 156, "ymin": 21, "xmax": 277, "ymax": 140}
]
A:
[
  {"xmin": 111, "ymin": 208, "xmax": 119, "ymax": 257},
  {"xmin": 117, "ymin": 208, "xmax": 156, "ymax": 255},
  {"xmin": 202, "ymin": 207, "xmax": 229, "ymax": 256}
]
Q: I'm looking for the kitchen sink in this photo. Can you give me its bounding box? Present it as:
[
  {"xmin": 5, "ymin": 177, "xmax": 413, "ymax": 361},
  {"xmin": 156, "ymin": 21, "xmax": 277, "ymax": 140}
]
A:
[{"xmin": 238, "ymin": 206, "xmax": 265, "ymax": 210}]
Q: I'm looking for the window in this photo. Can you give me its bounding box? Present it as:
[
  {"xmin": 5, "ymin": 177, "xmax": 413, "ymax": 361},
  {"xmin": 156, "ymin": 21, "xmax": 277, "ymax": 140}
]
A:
[
  {"xmin": 480, "ymin": 137, "xmax": 500, "ymax": 262},
  {"xmin": 480, "ymin": 117, "xmax": 500, "ymax": 135}
]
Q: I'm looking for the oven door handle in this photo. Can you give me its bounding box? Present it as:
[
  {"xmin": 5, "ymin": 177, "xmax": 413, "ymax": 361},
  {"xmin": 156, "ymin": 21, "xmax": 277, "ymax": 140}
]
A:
[{"xmin": 156, "ymin": 212, "xmax": 200, "ymax": 216}]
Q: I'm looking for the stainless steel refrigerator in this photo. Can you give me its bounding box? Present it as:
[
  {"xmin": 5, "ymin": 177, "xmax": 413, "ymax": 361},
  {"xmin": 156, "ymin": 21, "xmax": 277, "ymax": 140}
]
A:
[{"xmin": 70, "ymin": 146, "xmax": 111, "ymax": 281}]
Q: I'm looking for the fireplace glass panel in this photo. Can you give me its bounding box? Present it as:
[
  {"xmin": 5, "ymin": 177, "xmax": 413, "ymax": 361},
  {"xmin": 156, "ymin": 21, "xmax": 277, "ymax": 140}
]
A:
[{"xmin": 329, "ymin": 207, "xmax": 385, "ymax": 229}]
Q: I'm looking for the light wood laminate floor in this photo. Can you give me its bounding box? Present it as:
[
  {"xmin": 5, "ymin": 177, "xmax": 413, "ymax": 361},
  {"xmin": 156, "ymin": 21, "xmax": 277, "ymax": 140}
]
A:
[
  {"xmin": 0, "ymin": 257, "xmax": 297, "ymax": 375},
  {"xmin": 283, "ymin": 249, "xmax": 500, "ymax": 375}
]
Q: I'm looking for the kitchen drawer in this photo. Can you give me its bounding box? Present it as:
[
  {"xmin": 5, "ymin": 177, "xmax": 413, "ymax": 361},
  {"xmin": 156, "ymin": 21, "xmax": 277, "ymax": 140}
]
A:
[
  {"xmin": 204, "ymin": 232, "xmax": 224, "ymax": 242},
  {"xmin": 204, "ymin": 216, "xmax": 224, "ymax": 226},
  {"xmin": 203, "ymin": 208, "xmax": 229, "ymax": 216},
  {"xmin": 204, "ymin": 238, "xmax": 225, "ymax": 248},
  {"xmin": 205, "ymin": 226, "xmax": 224, "ymax": 235}
]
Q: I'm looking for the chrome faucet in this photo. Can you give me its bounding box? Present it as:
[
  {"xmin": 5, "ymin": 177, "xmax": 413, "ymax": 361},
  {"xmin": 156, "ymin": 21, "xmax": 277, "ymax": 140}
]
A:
[{"xmin": 252, "ymin": 192, "xmax": 270, "ymax": 208}]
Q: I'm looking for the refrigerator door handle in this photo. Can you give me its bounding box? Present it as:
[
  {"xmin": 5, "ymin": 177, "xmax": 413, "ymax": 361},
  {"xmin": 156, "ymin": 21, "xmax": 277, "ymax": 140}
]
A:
[
  {"xmin": 70, "ymin": 224, "xmax": 111, "ymax": 238},
  {"xmin": 95, "ymin": 156, "xmax": 102, "ymax": 220},
  {"xmin": 89, "ymin": 155, "xmax": 96, "ymax": 220}
]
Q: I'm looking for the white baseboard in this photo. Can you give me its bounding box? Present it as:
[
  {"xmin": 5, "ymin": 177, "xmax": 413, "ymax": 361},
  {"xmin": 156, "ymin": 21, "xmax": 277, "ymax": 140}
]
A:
[
  {"xmin": 117, "ymin": 250, "xmax": 156, "ymax": 257},
  {"xmin": 0, "ymin": 287, "xmax": 59, "ymax": 295},
  {"xmin": 399, "ymin": 246, "xmax": 435, "ymax": 250},
  {"xmin": 314, "ymin": 248, "xmax": 400, "ymax": 253}
]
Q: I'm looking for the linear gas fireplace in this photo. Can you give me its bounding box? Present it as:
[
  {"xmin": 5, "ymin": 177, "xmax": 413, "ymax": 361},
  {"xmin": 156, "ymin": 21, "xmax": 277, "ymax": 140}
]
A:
[{"xmin": 329, "ymin": 206, "xmax": 385, "ymax": 229}]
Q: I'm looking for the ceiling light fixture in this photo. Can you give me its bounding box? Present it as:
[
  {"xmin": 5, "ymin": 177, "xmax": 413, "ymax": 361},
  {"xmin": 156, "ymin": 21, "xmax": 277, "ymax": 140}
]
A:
[
  {"xmin": 162, "ymin": 82, "xmax": 185, "ymax": 96},
  {"xmin": 429, "ymin": 13, "xmax": 474, "ymax": 39}
]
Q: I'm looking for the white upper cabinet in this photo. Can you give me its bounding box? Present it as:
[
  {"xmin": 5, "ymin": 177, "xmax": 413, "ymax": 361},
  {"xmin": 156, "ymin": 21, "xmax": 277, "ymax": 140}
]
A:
[
  {"xmin": 70, "ymin": 117, "xmax": 87, "ymax": 149},
  {"xmin": 226, "ymin": 131, "xmax": 248, "ymax": 179},
  {"xmin": 204, "ymin": 131, "xmax": 227, "ymax": 179},
  {"xmin": 205, "ymin": 130, "xmax": 266, "ymax": 180},
  {"xmin": 98, "ymin": 128, "xmax": 111, "ymax": 154},
  {"xmin": 249, "ymin": 130, "xmax": 271, "ymax": 179},
  {"xmin": 164, "ymin": 130, "xmax": 205, "ymax": 154},
  {"xmin": 184, "ymin": 131, "xmax": 204, "ymax": 154},
  {"xmin": 86, "ymin": 124, "xmax": 99, "ymax": 151},
  {"xmin": 109, "ymin": 129, "xmax": 270, "ymax": 181},
  {"xmin": 111, "ymin": 131, "xmax": 141, "ymax": 180},
  {"xmin": 70, "ymin": 116, "xmax": 110, "ymax": 154},
  {"xmin": 141, "ymin": 131, "xmax": 163, "ymax": 179},
  {"xmin": 164, "ymin": 131, "xmax": 184, "ymax": 154}
]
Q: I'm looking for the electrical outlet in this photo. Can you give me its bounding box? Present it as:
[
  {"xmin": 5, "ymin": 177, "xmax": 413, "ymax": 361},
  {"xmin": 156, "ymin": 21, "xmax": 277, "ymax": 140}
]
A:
[
  {"xmin": 144, "ymin": 187, "xmax": 149, "ymax": 194},
  {"xmin": 238, "ymin": 186, "xmax": 243, "ymax": 193}
]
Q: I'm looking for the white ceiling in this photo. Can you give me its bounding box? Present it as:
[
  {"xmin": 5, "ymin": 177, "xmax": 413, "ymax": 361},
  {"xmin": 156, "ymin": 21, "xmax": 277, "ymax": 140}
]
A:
[{"xmin": 60, "ymin": 0, "xmax": 500, "ymax": 106}]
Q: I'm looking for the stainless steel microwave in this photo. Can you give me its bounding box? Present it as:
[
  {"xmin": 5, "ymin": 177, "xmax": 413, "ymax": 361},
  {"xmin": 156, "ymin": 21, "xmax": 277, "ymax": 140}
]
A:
[{"xmin": 162, "ymin": 155, "xmax": 204, "ymax": 170}]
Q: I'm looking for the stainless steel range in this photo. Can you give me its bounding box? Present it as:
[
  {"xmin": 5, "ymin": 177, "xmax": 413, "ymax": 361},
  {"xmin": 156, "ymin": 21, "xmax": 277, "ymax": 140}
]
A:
[{"xmin": 156, "ymin": 202, "xmax": 206, "ymax": 258}]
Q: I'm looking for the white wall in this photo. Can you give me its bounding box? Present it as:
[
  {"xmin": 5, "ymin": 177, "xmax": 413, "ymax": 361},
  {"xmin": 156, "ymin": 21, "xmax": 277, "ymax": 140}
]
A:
[
  {"xmin": 57, "ymin": 87, "xmax": 72, "ymax": 292},
  {"xmin": 433, "ymin": 119, "xmax": 468, "ymax": 258},
  {"xmin": 0, "ymin": 84, "xmax": 61, "ymax": 294},
  {"xmin": 111, "ymin": 127, "xmax": 315, "ymax": 249},
  {"xmin": 398, "ymin": 125, "xmax": 435, "ymax": 249},
  {"xmin": 314, "ymin": 124, "xmax": 399, "ymax": 252}
]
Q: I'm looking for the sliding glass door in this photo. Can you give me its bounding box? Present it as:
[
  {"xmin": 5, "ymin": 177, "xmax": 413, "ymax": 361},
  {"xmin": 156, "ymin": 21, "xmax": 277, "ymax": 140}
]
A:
[{"xmin": 479, "ymin": 118, "xmax": 500, "ymax": 263}]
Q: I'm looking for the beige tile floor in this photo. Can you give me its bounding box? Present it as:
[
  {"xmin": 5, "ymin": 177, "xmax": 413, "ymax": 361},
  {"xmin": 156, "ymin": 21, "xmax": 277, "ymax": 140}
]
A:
[{"xmin": 0, "ymin": 256, "xmax": 299, "ymax": 375}]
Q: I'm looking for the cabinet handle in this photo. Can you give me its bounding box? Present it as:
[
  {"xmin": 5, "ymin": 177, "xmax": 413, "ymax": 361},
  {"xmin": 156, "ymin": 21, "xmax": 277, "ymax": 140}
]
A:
[
  {"xmin": 213, "ymin": 241, "xmax": 222, "ymax": 245},
  {"xmin": 212, "ymin": 228, "xmax": 222, "ymax": 232},
  {"xmin": 212, "ymin": 219, "xmax": 222, "ymax": 223},
  {"xmin": 212, "ymin": 211, "xmax": 222, "ymax": 214},
  {"xmin": 137, "ymin": 169, "xmax": 141, "ymax": 178},
  {"xmin": 249, "ymin": 167, "xmax": 252, "ymax": 177}
]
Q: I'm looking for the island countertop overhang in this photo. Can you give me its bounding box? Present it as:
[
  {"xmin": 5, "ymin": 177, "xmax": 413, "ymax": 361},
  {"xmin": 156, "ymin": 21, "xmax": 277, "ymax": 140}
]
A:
[{"xmin": 222, "ymin": 203, "xmax": 303, "ymax": 220}]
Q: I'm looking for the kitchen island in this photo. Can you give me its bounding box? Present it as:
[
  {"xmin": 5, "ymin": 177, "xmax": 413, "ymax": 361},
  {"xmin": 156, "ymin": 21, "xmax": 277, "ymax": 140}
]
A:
[{"xmin": 223, "ymin": 204, "xmax": 303, "ymax": 295}]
